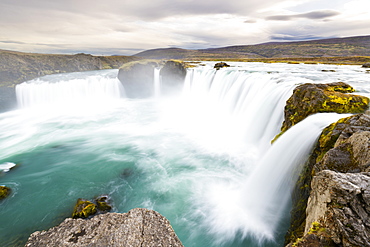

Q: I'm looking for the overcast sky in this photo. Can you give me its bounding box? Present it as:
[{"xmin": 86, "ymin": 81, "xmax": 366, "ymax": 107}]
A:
[{"xmin": 0, "ymin": 0, "xmax": 369, "ymax": 55}]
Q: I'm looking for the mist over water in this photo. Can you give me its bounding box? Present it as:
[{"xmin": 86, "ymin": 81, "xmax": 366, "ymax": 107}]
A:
[{"xmin": 1, "ymin": 63, "xmax": 369, "ymax": 246}]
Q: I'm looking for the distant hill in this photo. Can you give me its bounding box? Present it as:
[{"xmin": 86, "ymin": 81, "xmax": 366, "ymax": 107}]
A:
[{"xmin": 134, "ymin": 35, "xmax": 370, "ymax": 60}]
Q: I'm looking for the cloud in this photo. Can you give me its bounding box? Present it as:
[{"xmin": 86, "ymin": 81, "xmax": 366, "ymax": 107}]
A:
[
  {"xmin": 266, "ymin": 10, "xmax": 340, "ymax": 21},
  {"xmin": 269, "ymin": 34, "xmax": 333, "ymax": 41},
  {"xmin": 0, "ymin": 0, "xmax": 369, "ymax": 55},
  {"xmin": 244, "ymin": 19, "xmax": 257, "ymax": 23},
  {"xmin": 0, "ymin": 40, "xmax": 26, "ymax": 44}
]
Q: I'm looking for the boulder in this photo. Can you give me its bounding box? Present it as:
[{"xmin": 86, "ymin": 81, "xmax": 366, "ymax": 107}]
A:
[
  {"xmin": 0, "ymin": 185, "xmax": 11, "ymax": 200},
  {"xmin": 118, "ymin": 60, "xmax": 160, "ymax": 98},
  {"xmin": 305, "ymin": 170, "xmax": 370, "ymax": 247},
  {"xmin": 214, "ymin": 62, "xmax": 230, "ymax": 70},
  {"xmin": 316, "ymin": 131, "xmax": 370, "ymax": 173},
  {"xmin": 160, "ymin": 60, "xmax": 187, "ymax": 95},
  {"xmin": 117, "ymin": 60, "xmax": 187, "ymax": 98},
  {"xmin": 362, "ymin": 63, "xmax": 370, "ymax": 68},
  {"xmin": 314, "ymin": 113, "xmax": 370, "ymax": 166},
  {"xmin": 25, "ymin": 208, "xmax": 183, "ymax": 247},
  {"xmin": 281, "ymin": 82, "xmax": 369, "ymax": 133}
]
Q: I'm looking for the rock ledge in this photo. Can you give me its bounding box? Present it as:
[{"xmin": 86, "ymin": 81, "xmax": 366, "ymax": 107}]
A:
[{"xmin": 25, "ymin": 208, "xmax": 183, "ymax": 247}]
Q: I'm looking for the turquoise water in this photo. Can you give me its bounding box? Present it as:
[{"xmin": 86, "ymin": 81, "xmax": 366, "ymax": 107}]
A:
[
  {"xmin": 0, "ymin": 98, "xmax": 285, "ymax": 246},
  {"xmin": 1, "ymin": 63, "xmax": 369, "ymax": 246}
]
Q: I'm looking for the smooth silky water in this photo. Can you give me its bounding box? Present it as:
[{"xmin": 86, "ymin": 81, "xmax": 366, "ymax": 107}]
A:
[{"xmin": 1, "ymin": 63, "xmax": 369, "ymax": 246}]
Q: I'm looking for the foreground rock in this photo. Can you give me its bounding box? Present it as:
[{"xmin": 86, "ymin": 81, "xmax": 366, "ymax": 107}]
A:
[
  {"xmin": 118, "ymin": 59, "xmax": 187, "ymax": 98},
  {"xmin": 25, "ymin": 208, "xmax": 183, "ymax": 247},
  {"xmin": 302, "ymin": 170, "xmax": 370, "ymax": 247},
  {"xmin": 286, "ymin": 113, "xmax": 370, "ymax": 245}
]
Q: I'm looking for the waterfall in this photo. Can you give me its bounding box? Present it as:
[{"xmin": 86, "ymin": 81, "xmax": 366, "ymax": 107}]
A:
[
  {"xmin": 154, "ymin": 67, "xmax": 161, "ymax": 98},
  {"xmin": 181, "ymin": 67, "xmax": 296, "ymax": 153},
  {"xmin": 198, "ymin": 113, "xmax": 349, "ymax": 244},
  {"xmin": 179, "ymin": 67, "xmax": 350, "ymax": 243},
  {"xmin": 16, "ymin": 70, "xmax": 124, "ymax": 108},
  {"xmin": 6, "ymin": 62, "xmax": 367, "ymax": 247}
]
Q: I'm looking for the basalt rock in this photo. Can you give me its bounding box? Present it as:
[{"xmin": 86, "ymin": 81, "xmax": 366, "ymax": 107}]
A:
[
  {"xmin": 281, "ymin": 82, "xmax": 369, "ymax": 133},
  {"xmin": 94, "ymin": 195, "xmax": 112, "ymax": 212},
  {"xmin": 305, "ymin": 170, "xmax": 370, "ymax": 247},
  {"xmin": 118, "ymin": 60, "xmax": 160, "ymax": 98},
  {"xmin": 286, "ymin": 113, "xmax": 370, "ymax": 245},
  {"xmin": 25, "ymin": 208, "xmax": 183, "ymax": 247},
  {"xmin": 118, "ymin": 60, "xmax": 187, "ymax": 98},
  {"xmin": 0, "ymin": 185, "xmax": 11, "ymax": 200},
  {"xmin": 160, "ymin": 60, "xmax": 187, "ymax": 95},
  {"xmin": 316, "ymin": 131, "xmax": 370, "ymax": 173}
]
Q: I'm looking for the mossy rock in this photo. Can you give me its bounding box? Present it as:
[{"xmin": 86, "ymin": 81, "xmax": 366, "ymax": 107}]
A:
[
  {"xmin": 0, "ymin": 185, "xmax": 11, "ymax": 200},
  {"xmin": 72, "ymin": 198, "xmax": 97, "ymax": 219},
  {"xmin": 277, "ymin": 82, "xmax": 369, "ymax": 137},
  {"xmin": 285, "ymin": 113, "xmax": 370, "ymax": 245},
  {"xmin": 95, "ymin": 195, "xmax": 112, "ymax": 212}
]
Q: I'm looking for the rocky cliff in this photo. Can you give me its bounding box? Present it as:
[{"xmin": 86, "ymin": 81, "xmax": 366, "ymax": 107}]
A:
[
  {"xmin": 25, "ymin": 208, "xmax": 183, "ymax": 247},
  {"xmin": 283, "ymin": 81, "xmax": 370, "ymax": 246}
]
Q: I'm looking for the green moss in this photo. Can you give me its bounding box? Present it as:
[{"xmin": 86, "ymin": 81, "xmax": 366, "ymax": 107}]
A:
[
  {"xmin": 316, "ymin": 116, "xmax": 352, "ymax": 163},
  {"xmin": 271, "ymin": 131, "xmax": 285, "ymax": 144},
  {"xmin": 72, "ymin": 199, "xmax": 97, "ymax": 219},
  {"xmin": 292, "ymin": 237, "xmax": 302, "ymax": 247},
  {"xmin": 0, "ymin": 186, "xmax": 11, "ymax": 200},
  {"xmin": 308, "ymin": 221, "xmax": 326, "ymax": 235},
  {"xmin": 280, "ymin": 83, "xmax": 369, "ymax": 134}
]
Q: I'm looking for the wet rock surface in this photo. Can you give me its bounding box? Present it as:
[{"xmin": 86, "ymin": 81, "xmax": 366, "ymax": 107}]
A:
[{"xmin": 25, "ymin": 208, "xmax": 183, "ymax": 247}]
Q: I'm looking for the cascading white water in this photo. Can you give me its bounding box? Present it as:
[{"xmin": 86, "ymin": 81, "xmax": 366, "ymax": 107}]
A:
[
  {"xmin": 16, "ymin": 70, "xmax": 124, "ymax": 108},
  {"xmin": 180, "ymin": 67, "xmax": 296, "ymax": 154},
  {"xmin": 154, "ymin": 67, "xmax": 161, "ymax": 98},
  {"xmin": 3, "ymin": 62, "xmax": 369, "ymax": 247}
]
